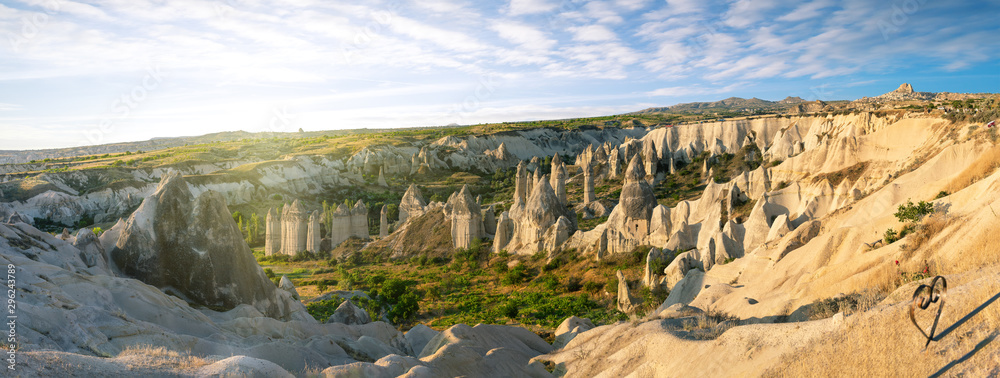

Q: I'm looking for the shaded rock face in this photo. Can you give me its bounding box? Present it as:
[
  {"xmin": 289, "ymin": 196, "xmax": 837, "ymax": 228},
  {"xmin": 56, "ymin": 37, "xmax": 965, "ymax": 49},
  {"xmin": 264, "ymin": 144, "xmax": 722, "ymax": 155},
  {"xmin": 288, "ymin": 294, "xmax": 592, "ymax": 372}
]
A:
[
  {"xmin": 399, "ymin": 184, "xmax": 427, "ymax": 224},
  {"xmin": 265, "ymin": 207, "xmax": 280, "ymax": 256},
  {"xmin": 583, "ymin": 164, "xmax": 596, "ymax": 205},
  {"xmin": 604, "ymin": 155, "xmax": 657, "ymax": 254},
  {"xmin": 447, "ymin": 185, "xmax": 483, "ymax": 249},
  {"xmin": 306, "ymin": 211, "xmax": 321, "ymax": 253},
  {"xmin": 330, "ymin": 204, "xmax": 351, "ymax": 248},
  {"xmin": 111, "ymin": 172, "xmax": 295, "ymax": 319},
  {"xmin": 514, "ymin": 161, "xmax": 528, "ymax": 204},
  {"xmin": 550, "ymin": 154, "xmax": 568, "ymax": 206},
  {"xmin": 379, "ymin": 205, "xmax": 388, "ymax": 238},
  {"xmin": 493, "ymin": 211, "xmax": 513, "ymax": 253},
  {"xmin": 616, "ymin": 270, "xmax": 640, "ymax": 313},
  {"xmin": 328, "ymin": 299, "xmax": 371, "ymax": 325},
  {"xmin": 350, "ymin": 200, "xmax": 369, "ymax": 240},
  {"xmin": 73, "ymin": 228, "xmax": 108, "ymax": 271},
  {"xmin": 280, "ymin": 200, "xmax": 307, "ymax": 255},
  {"xmin": 506, "ymin": 176, "xmax": 577, "ymax": 254}
]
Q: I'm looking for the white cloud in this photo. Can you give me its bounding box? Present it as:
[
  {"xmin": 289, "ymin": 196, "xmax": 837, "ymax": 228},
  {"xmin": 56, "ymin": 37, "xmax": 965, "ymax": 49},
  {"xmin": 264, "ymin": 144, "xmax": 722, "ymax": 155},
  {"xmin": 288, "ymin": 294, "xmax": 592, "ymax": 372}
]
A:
[
  {"xmin": 0, "ymin": 103, "xmax": 21, "ymax": 111},
  {"xmin": 646, "ymin": 82, "xmax": 743, "ymax": 97},
  {"xmin": 615, "ymin": 0, "xmax": 651, "ymax": 12},
  {"xmin": 506, "ymin": 0, "xmax": 556, "ymax": 16},
  {"xmin": 491, "ymin": 21, "xmax": 556, "ymax": 51},
  {"xmin": 569, "ymin": 25, "xmax": 618, "ymax": 42},
  {"xmin": 777, "ymin": 0, "xmax": 832, "ymax": 22}
]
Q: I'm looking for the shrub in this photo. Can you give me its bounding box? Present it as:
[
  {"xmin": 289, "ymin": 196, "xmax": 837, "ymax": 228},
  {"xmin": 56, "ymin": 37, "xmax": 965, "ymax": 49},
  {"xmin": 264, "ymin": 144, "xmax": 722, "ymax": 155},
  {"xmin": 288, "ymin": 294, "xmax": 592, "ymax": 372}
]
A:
[
  {"xmin": 565, "ymin": 276, "xmax": 583, "ymax": 292},
  {"xmin": 387, "ymin": 292, "xmax": 420, "ymax": 325},
  {"xmin": 894, "ymin": 200, "xmax": 934, "ymax": 223},
  {"xmin": 306, "ymin": 298, "xmax": 345, "ymax": 322},
  {"xmin": 501, "ymin": 263, "xmax": 530, "ymax": 285}
]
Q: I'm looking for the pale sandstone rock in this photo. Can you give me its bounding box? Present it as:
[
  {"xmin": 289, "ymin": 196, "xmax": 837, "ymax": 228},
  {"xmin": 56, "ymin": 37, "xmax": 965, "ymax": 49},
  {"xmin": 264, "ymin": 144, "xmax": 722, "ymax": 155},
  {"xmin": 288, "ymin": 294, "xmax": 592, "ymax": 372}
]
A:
[
  {"xmin": 447, "ymin": 185, "xmax": 483, "ymax": 249},
  {"xmin": 307, "ymin": 210, "xmax": 321, "ymax": 253},
  {"xmin": 380, "ymin": 205, "xmax": 388, "ymax": 238},
  {"xmin": 399, "ymin": 184, "xmax": 427, "ymax": 224},
  {"xmin": 280, "ymin": 200, "xmax": 308, "ymax": 255},
  {"xmin": 265, "ymin": 207, "xmax": 280, "ymax": 256}
]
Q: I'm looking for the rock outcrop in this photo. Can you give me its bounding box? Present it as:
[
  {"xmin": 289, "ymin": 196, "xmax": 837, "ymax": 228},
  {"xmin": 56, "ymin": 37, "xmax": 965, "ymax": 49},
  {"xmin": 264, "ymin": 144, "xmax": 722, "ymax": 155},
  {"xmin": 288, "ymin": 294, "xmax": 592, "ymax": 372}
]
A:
[
  {"xmin": 493, "ymin": 211, "xmax": 513, "ymax": 253},
  {"xmin": 399, "ymin": 184, "xmax": 427, "ymax": 224},
  {"xmin": 280, "ymin": 200, "xmax": 307, "ymax": 255},
  {"xmin": 514, "ymin": 161, "xmax": 528, "ymax": 204},
  {"xmin": 616, "ymin": 270, "xmax": 640, "ymax": 313},
  {"xmin": 604, "ymin": 156, "xmax": 657, "ymax": 254},
  {"xmin": 505, "ymin": 176, "xmax": 576, "ymax": 254},
  {"xmin": 550, "ymin": 153, "xmax": 568, "ymax": 206},
  {"xmin": 583, "ymin": 163, "xmax": 596, "ymax": 205},
  {"xmin": 379, "ymin": 205, "xmax": 388, "ymax": 238},
  {"xmin": 110, "ymin": 172, "xmax": 304, "ymax": 319},
  {"xmin": 306, "ymin": 211, "xmax": 321, "ymax": 253},
  {"xmin": 446, "ymin": 185, "xmax": 483, "ymax": 249},
  {"xmin": 351, "ymin": 200, "xmax": 369, "ymax": 240},
  {"xmin": 328, "ymin": 299, "xmax": 371, "ymax": 325},
  {"xmin": 265, "ymin": 207, "xmax": 280, "ymax": 256},
  {"xmin": 330, "ymin": 204, "xmax": 351, "ymax": 247}
]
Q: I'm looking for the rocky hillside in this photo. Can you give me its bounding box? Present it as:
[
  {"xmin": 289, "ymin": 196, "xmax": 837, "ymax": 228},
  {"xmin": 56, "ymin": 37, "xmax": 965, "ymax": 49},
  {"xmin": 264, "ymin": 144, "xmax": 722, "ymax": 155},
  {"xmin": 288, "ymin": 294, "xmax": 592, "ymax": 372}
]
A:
[{"xmin": 3, "ymin": 90, "xmax": 1000, "ymax": 375}]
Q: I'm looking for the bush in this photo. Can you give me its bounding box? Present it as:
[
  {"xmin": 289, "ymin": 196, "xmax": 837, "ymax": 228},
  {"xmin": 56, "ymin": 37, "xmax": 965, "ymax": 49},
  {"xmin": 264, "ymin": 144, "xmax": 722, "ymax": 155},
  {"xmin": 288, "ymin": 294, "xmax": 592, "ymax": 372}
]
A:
[
  {"xmin": 501, "ymin": 263, "xmax": 530, "ymax": 285},
  {"xmin": 306, "ymin": 298, "xmax": 345, "ymax": 322},
  {"xmin": 894, "ymin": 200, "xmax": 934, "ymax": 223},
  {"xmin": 565, "ymin": 276, "xmax": 583, "ymax": 292},
  {"xmin": 387, "ymin": 292, "xmax": 420, "ymax": 325}
]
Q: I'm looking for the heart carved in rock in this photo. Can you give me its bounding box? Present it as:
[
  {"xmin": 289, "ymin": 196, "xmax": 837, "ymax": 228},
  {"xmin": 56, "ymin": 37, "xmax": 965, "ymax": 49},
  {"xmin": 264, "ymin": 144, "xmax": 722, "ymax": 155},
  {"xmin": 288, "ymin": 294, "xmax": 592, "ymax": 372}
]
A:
[{"xmin": 908, "ymin": 275, "xmax": 947, "ymax": 348}]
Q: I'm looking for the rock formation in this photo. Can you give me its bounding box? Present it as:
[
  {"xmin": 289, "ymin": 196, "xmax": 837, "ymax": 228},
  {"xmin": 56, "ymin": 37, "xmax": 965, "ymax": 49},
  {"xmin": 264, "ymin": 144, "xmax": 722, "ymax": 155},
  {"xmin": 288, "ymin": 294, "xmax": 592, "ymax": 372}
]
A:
[
  {"xmin": 514, "ymin": 161, "xmax": 528, "ymax": 204},
  {"xmin": 380, "ymin": 205, "xmax": 388, "ymax": 238},
  {"xmin": 378, "ymin": 166, "xmax": 388, "ymax": 187},
  {"xmin": 279, "ymin": 275, "xmax": 300, "ymax": 300},
  {"xmin": 550, "ymin": 154, "xmax": 568, "ymax": 206},
  {"xmin": 351, "ymin": 200, "xmax": 369, "ymax": 240},
  {"xmin": 583, "ymin": 163, "xmax": 596, "ymax": 205},
  {"xmin": 280, "ymin": 200, "xmax": 308, "ymax": 255},
  {"xmin": 604, "ymin": 156, "xmax": 657, "ymax": 254},
  {"xmin": 330, "ymin": 204, "xmax": 351, "ymax": 247},
  {"xmin": 505, "ymin": 175, "xmax": 576, "ymax": 254},
  {"xmin": 483, "ymin": 205, "xmax": 496, "ymax": 236},
  {"xmin": 608, "ymin": 148, "xmax": 621, "ymax": 178},
  {"xmin": 265, "ymin": 207, "xmax": 280, "ymax": 256},
  {"xmin": 306, "ymin": 211, "xmax": 321, "ymax": 253},
  {"xmin": 616, "ymin": 270, "xmax": 640, "ymax": 313},
  {"xmin": 110, "ymin": 172, "xmax": 301, "ymax": 319},
  {"xmin": 493, "ymin": 211, "xmax": 513, "ymax": 253},
  {"xmin": 399, "ymin": 184, "xmax": 427, "ymax": 224},
  {"xmin": 447, "ymin": 185, "xmax": 483, "ymax": 249},
  {"xmin": 328, "ymin": 299, "xmax": 371, "ymax": 325}
]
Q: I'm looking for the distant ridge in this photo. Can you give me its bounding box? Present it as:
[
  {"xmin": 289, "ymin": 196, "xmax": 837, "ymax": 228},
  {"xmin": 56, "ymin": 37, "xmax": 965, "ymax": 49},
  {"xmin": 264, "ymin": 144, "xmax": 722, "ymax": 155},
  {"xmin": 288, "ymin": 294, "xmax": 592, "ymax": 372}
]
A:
[{"xmin": 631, "ymin": 96, "xmax": 817, "ymax": 115}]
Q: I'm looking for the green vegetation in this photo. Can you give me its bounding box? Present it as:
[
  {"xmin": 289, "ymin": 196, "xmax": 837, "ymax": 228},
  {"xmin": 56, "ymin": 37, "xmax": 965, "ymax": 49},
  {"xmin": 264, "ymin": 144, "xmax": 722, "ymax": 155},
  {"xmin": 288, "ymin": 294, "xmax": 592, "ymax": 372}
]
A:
[{"xmin": 883, "ymin": 199, "xmax": 935, "ymax": 244}]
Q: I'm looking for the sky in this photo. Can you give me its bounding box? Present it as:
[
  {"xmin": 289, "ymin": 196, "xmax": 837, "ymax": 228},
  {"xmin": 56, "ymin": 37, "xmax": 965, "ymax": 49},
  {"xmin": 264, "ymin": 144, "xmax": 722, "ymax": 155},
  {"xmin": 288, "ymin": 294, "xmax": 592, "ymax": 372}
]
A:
[{"xmin": 0, "ymin": 0, "xmax": 998, "ymax": 150}]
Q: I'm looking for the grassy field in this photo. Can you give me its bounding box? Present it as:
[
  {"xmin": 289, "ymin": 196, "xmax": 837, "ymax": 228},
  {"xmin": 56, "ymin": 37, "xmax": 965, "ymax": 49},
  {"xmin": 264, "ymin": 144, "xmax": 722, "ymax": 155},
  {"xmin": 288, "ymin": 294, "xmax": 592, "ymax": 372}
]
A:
[{"xmin": 256, "ymin": 241, "xmax": 674, "ymax": 335}]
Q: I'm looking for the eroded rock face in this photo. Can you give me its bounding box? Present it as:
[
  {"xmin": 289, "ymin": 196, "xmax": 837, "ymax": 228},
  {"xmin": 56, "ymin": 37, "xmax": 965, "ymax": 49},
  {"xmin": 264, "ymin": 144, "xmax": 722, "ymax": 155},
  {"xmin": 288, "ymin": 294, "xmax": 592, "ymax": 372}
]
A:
[
  {"xmin": 447, "ymin": 185, "xmax": 483, "ymax": 249},
  {"xmin": 280, "ymin": 200, "xmax": 307, "ymax": 255},
  {"xmin": 399, "ymin": 184, "xmax": 427, "ymax": 224},
  {"xmin": 505, "ymin": 177, "xmax": 576, "ymax": 255},
  {"xmin": 328, "ymin": 299, "xmax": 371, "ymax": 325},
  {"xmin": 379, "ymin": 205, "xmax": 388, "ymax": 238},
  {"xmin": 265, "ymin": 207, "xmax": 280, "ymax": 256},
  {"xmin": 493, "ymin": 211, "xmax": 513, "ymax": 253},
  {"xmin": 604, "ymin": 156, "xmax": 657, "ymax": 254},
  {"xmin": 583, "ymin": 164, "xmax": 596, "ymax": 205},
  {"xmin": 111, "ymin": 172, "xmax": 300, "ymax": 319},
  {"xmin": 351, "ymin": 200, "xmax": 369, "ymax": 240},
  {"xmin": 306, "ymin": 211, "xmax": 321, "ymax": 253}
]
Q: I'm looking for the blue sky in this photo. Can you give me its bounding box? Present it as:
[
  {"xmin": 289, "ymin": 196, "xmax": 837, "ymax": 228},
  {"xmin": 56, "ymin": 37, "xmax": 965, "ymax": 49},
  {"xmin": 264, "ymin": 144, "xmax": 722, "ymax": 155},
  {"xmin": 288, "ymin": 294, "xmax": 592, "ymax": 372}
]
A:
[{"xmin": 0, "ymin": 0, "xmax": 997, "ymax": 150}]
